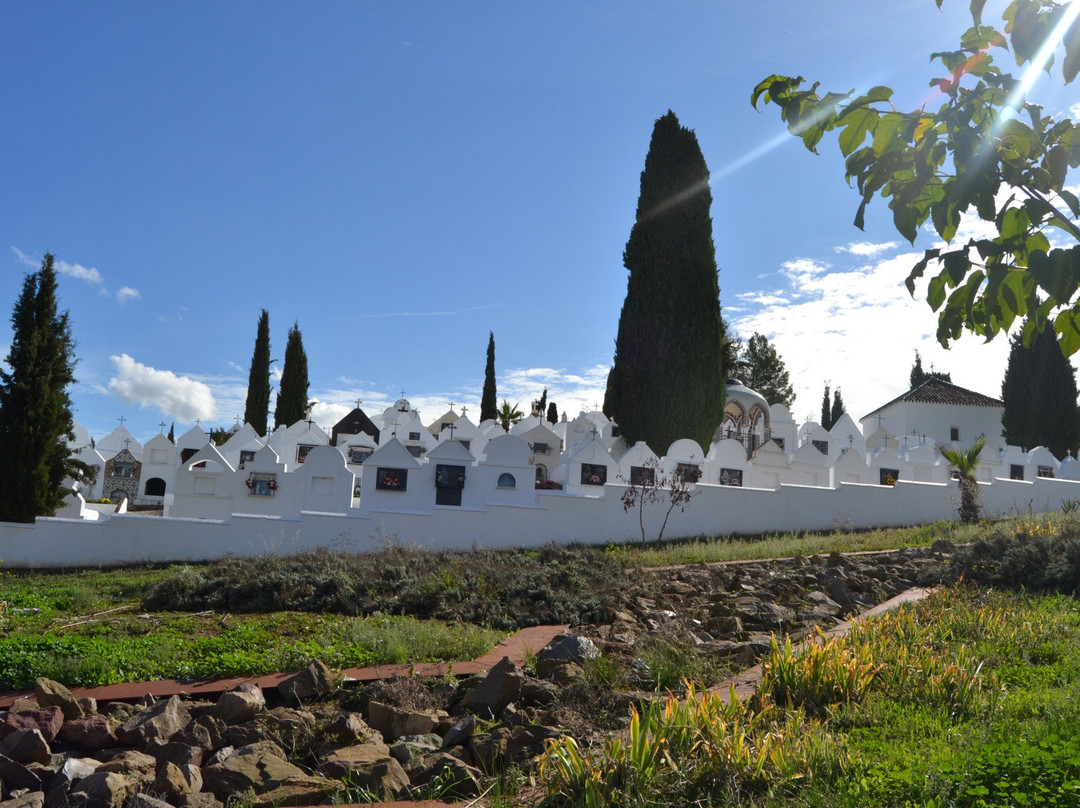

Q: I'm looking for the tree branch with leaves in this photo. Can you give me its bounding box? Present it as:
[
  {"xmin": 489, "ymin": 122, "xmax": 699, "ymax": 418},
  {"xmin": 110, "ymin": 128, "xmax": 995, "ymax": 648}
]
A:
[{"xmin": 753, "ymin": 0, "xmax": 1080, "ymax": 352}]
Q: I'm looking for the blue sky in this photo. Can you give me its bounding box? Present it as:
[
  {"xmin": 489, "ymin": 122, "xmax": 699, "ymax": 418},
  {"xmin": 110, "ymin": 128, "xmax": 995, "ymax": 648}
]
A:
[{"xmin": 3, "ymin": 1, "xmax": 1077, "ymax": 444}]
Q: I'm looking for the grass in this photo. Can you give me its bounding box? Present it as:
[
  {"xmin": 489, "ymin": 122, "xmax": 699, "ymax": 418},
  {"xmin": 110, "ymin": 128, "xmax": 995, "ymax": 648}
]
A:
[
  {"xmin": 541, "ymin": 583, "xmax": 1080, "ymax": 807},
  {"xmin": 0, "ymin": 566, "xmax": 505, "ymax": 690}
]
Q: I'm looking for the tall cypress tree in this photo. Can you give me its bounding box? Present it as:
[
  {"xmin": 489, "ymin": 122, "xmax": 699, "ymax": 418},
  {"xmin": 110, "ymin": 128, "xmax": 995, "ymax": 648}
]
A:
[
  {"xmin": 604, "ymin": 110, "xmax": 728, "ymax": 451},
  {"xmin": 0, "ymin": 254, "xmax": 92, "ymax": 522},
  {"xmin": 821, "ymin": 384, "xmax": 832, "ymax": 429},
  {"xmin": 274, "ymin": 321, "xmax": 309, "ymax": 428},
  {"xmin": 480, "ymin": 331, "xmax": 497, "ymax": 423},
  {"xmin": 1001, "ymin": 324, "xmax": 1080, "ymax": 459},
  {"xmin": 830, "ymin": 387, "xmax": 846, "ymax": 429},
  {"xmin": 243, "ymin": 309, "xmax": 271, "ymax": 437}
]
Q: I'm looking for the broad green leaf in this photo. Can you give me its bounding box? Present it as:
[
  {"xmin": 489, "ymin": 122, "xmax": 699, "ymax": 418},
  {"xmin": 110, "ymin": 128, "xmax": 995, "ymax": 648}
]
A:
[
  {"xmin": 872, "ymin": 113, "xmax": 903, "ymax": 157},
  {"xmin": 893, "ymin": 200, "xmax": 920, "ymax": 243},
  {"xmin": 1055, "ymin": 309, "xmax": 1080, "ymax": 356},
  {"xmin": 838, "ymin": 108, "xmax": 877, "ymax": 156},
  {"xmin": 970, "ymin": 0, "xmax": 987, "ymax": 27},
  {"xmin": 1028, "ymin": 248, "xmax": 1080, "ymax": 304},
  {"xmin": 944, "ymin": 250, "xmax": 971, "ymax": 285},
  {"xmin": 1063, "ymin": 9, "xmax": 1080, "ymax": 83},
  {"xmin": 928, "ymin": 271, "xmax": 950, "ymax": 310},
  {"xmin": 1046, "ymin": 145, "xmax": 1068, "ymax": 188},
  {"xmin": 907, "ymin": 248, "xmax": 941, "ymax": 295},
  {"xmin": 1059, "ymin": 189, "xmax": 1080, "ymax": 219}
]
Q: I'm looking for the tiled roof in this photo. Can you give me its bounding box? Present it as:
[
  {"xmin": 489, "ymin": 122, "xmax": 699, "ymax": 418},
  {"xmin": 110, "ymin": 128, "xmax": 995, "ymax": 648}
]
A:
[{"xmin": 862, "ymin": 378, "xmax": 1003, "ymax": 420}]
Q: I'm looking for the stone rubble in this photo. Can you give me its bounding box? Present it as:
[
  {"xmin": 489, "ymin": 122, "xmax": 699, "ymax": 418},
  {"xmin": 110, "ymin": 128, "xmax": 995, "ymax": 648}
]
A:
[{"xmin": 0, "ymin": 547, "xmax": 950, "ymax": 806}]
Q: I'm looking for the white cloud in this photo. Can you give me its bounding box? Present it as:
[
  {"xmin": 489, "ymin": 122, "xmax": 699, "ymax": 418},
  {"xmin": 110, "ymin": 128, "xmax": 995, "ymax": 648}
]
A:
[
  {"xmin": 12, "ymin": 248, "xmax": 106, "ymax": 287},
  {"xmin": 107, "ymin": 354, "xmax": 217, "ymax": 423},
  {"xmin": 733, "ymin": 247, "xmax": 1011, "ymax": 425},
  {"xmin": 1071, "ymin": 102, "xmax": 1080, "ymax": 119},
  {"xmin": 836, "ymin": 241, "xmax": 899, "ymax": 257},
  {"xmin": 115, "ymin": 286, "xmax": 140, "ymax": 304}
]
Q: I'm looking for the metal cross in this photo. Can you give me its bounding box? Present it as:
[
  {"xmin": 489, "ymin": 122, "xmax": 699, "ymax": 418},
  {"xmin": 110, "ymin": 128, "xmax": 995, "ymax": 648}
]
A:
[
  {"xmin": 158, "ymin": 421, "xmax": 166, "ymax": 433},
  {"xmin": 118, "ymin": 416, "xmax": 126, "ymax": 426},
  {"xmin": 355, "ymin": 398, "xmax": 363, "ymax": 409}
]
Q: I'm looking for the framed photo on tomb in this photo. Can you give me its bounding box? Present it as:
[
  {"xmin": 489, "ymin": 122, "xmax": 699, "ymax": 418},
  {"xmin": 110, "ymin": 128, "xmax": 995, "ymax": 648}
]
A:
[{"xmin": 376, "ymin": 467, "xmax": 408, "ymax": 491}]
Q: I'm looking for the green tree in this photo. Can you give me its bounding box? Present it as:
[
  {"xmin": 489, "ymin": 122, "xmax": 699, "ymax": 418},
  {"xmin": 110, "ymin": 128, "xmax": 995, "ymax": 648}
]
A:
[
  {"xmin": 533, "ymin": 387, "xmax": 548, "ymax": 417},
  {"xmin": 497, "ymin": 400, "xmax": 524, "ymax": 432},
  {"xmin": 604, "ymin": 110, "xmax": 729, "ymax": 451},
  {"xmin": 910, "ymin": 350, "xmax": 953, "ymax": 388},
  {"xmin": 274, "ymin": 321, "xmax": 309, "ymax": 428},
  {"xmin": 480, "ymin": 331, "xmax": 497, "ymax": 423},
  {"xmin": 937, "ymin": 438, "xmax": 986, "ymax": 523},
  {"xmin": 735, "ymin": 333, "xmax": 796, "ymax": 408},
  {"xmin": 752, "ymin": 1, "xmax": 1080, "ymax": 353},
  {"xmin": 546, "ymin": 401, "xmax": 559, "ymax": 425},
  {"xmin": 167, "ymin": 422, "xmax": 175, "ymax": 443},
  {"xmin": 243, "ymin": 309, "xmax": 272, "ymax": 437},
  {"xmin": 1001, "ymin": 322, "xmax": 1080, "ymax": 458},
  {"xmin": 830, "ymin": 387, "xmax": 846, "ymax": 429},
  {"xmin": 821, "ymin": 384, "xmax": 832, "ymax": 428},
  {"xmin": 0, "ymin": 254, "xmax": 93, "ymax": 522}
]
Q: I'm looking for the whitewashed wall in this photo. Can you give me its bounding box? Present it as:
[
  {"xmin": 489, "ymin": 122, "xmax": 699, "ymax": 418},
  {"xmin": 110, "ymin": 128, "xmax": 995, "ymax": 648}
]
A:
[{"xmin": 3, "ymin": 472, "xmax": 1078, "ymax": 568}]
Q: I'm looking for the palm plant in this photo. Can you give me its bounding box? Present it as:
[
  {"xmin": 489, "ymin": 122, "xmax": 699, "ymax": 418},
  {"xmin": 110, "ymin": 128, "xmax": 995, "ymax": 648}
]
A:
[
  {"xmin": 497, "ymin": 400, "xmax": 524, "ymax": 432},
  {"xmin": 936, "ymin": 437, "xmax": 986, "ymax": 524}
]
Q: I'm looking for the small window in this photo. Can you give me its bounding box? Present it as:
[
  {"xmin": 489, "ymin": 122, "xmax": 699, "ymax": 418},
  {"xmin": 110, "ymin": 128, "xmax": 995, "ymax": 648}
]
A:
[
  {"xmin": 1038, "ymin": 465, "xmax": 1055, "ymax": 478},
  {"xmin": 879, "ymin": 468, "xmax": 899, "ymax": 486},
  {"xmin": 1010, "ymin": 464, "xmax": 1024, "ymax": 481},
  {"xmin": 676, "ymin": 463, "xmax": 701, "ymax": 483},
  {"xmin": 581, "ymin": 463, "xmax": 607, "ymax": 486},
  {"xmin": 408, "ymin": 431, "xmax": 421, "ymax": 441},
  {"xmin": 718, "ymin": 468, "xmax": 743, "ymax": 486},
  {"xmin": 246, "ymin": 473, "xmax": 277, "ymax": 497},
  {"xmin": 950, "ymin": 427, "xmax": 960, "ymax": 442},
  {"xmin": 238, "ymin": 450, "xmax": 256, "ymax": 469},
  {"xmin": 610, "ymin": 426, "xmax": 621, "ymax": 438},
  {"xmin": 113, "ymin": 462, "xmax": 135, "ymax": 479},
  {"xmin": 812, "ymin": 440, "xmax": 828, "ymax": 455},
  {"xmin": 376, "ymin": 467, "xmax": 408, "ymax": 491},
  {"xmin": 296, "ymin": 444, "xmax": 314, "ymax": 464},
  {"xmin": 629, "ymin": 465, "xmax": 655, "ymax": 486},
  {"xmin": 458, "ymin": 439, "xmax": 471, "ymax": 451},
  {"xmin": 773, "ymin": 437, "xmax": 785, "ymax": 451},
  {"xmin": 180, "ymin": 448, "xmax": 198, "ymax": 463},
  {"xmin": 531, "ymin": 442, "xmax": 550, "ymax": 455},
  {"xmin": 535, "ymin": 463, "xmax": 548, "ymax": 482},
  {"xmin": 406, "ymin": 445, "xmax": 425, "ymax": 457},
  {"xmin": 497, "ymin": 473, "xmax": 516, "ymax": 489}
]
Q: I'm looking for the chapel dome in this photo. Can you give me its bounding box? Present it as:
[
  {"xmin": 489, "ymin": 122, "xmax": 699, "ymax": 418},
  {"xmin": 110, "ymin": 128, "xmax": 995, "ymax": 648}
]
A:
[{"xmin": 725, "ymin": 378, "xmax": 770, "ymax": 415}]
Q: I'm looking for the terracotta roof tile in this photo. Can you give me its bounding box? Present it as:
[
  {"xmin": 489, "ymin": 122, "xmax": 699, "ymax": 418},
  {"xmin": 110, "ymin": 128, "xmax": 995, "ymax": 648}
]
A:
[{"xmin": 862, "ymin": 378, "xmax": 1002, "ymax": 420}]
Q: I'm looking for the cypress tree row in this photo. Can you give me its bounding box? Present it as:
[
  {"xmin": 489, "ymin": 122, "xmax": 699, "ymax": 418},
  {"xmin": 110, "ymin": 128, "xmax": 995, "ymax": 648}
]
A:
[
  {"xmin": 1001, "ymin": 324, "xmax": 1080, "ymax": 459},
  {"xmin": 821, "ymin": 385, "xmax": 832, "ymax": 429},
  {"xmin": 274, "ymin": 321, "xmax": 310, "ymax": 428},
  {"xmin": 0, "ymin": 254, "xmax": 92, "ymax": 522},
  {"xmin": 604, "ymin": 111, "xmax": 728, "ymax": 451},
  {"xmin": 480, "ymin": 331, "xmax": 497, "ymax": 423},
  {"xmin": 243, "ymin": 309, "xmax": 272, "ymax": 437}
]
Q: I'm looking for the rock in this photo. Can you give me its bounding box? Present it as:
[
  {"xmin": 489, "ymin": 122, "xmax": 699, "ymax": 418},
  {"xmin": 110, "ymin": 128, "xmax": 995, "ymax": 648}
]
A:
[
  {"xmin": 536, "ymin": 636, "xmax": 600, "ymax": 679},
  {"xmin": 507, "ymin": 725, "xmax": 559, "ymax": 763},
  {"xmin": 251, "ymin": 776, "xmax": 342, "ymax": 808},
  {"xmin": 6, "ymin": 708, "xmax": 64, "ymax": 743},
  {"xmin": 277, "ymin": 661, "xmax": 334, "ymax": 704},
  {"xmin": 0, "ymin": 792, "xmax": 45, "ymax": 808},
  {"xmin": 213, "ymin": 687, "xmax": 265, "ymax": 726},
  {"xmin": 0, "ymin": 753, "xmax": 43, "ymax": 792},
  {"xmin": 202, "ymin": 744, "xmax": 305, "ymax": 799},
  {"xmin": 549, "ymin": 662, "xmax": 585, "ymax": 686},
  {"xmin": 57, "ymin": 715, "xmax": 116, "ymax": 751},
  {"xmin": 735, "ymin": 599, "xmax": 796, "ymax": 630},
  {"xmin": 33, "ymin": 679, "xmax": 83, "ymax": 721},
  {"xmin": 520, "ymin": 680, "xmax": 558, "ymax": 708},
  {"xmin": 127, "ymin": 795, "xmax": 173, "ymax": 808},
  {"xmin": 406, "ymin": 751, "xmax": 482, "ymax": 799},
  {"xmin": 366, "ymin": 702, "xmax": 437, "ymax": 742},
  {"xmin": 322, "ymin": 754, "xmax": 409, "ymax": 802},
  {"xmin": 441, "ymin": 714, "xmax": 476, "ymax": 748},
  {"xmin": 154, "ymin": 761, "xmax": 203, "ymax": 804},
  {"xmin": 76, "ymin": 698, "xmax": 97, "ymax": 716},
  {"xmin": 324, "ymin": 712, "xmax": 382, "ymax": 745},
  {"xmin": 180, "ymin": 716, "xmax": 225, "ymax": 752},
  {"xmin": 156, "ymin": 741, "xmax": 203, "ymax": 768},
  {"xmin": 115, "ymin": 695, "xmax": 190, "ymax": 746},
  {"xmin": 1, "ymin": 729, "xmax": 51, "ymax": 765},
  {"xmin": 468, "ymin": 727, "xmax": 512, "ymax": 773},
  {"xmin": 66, "ymin": 771, "xmax": 138, "ymax": 808},
  {"xmin": 318, "ymin": 742, "xmax": 397, "ymax": 779},
  {"xmin": 180, "ymin": 793, "xmax": 223, "ymax": 808},
  {"xmin": 461, "ymin": 657, "xmax": 524, "ymax": 719},
  {"xmin": 98, "ymin": 749, "xmax": 156, "ymax": 777}
]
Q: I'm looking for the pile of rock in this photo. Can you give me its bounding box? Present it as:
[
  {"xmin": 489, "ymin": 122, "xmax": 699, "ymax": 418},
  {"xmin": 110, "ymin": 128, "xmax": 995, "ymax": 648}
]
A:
[
  {"xmin": 578, "ymin": 546, "xmax": 951, "ymax": 669},
  {"xmin": 0, "ymin": 649, "xmax": 593, "ymax": 808}
]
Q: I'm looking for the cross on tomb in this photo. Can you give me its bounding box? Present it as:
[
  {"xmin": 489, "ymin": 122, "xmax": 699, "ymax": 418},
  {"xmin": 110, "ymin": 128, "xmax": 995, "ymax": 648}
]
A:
[
  {"xmin": 158, "ymin": 421, "xmax": 166, "ymax": 433},
  {"xmin": 460, "ymin": 405, "xmax": 468, "ymax": 417},
  {"xmin": 387, "ymin": 417, "xmax": 399, "ymax": 437},
  {"xmin": 446, "ymin": 422, "xmax": 457, "ymax": 439},
  {"xmin": 355, "ymin": 398, "xmax": 363, "ymax": 409},
  {"xmin": 848, "ymin": 434, "xmax": 854, "ymax": 448},
  {"xmin": 195, "ymin": 418, "xmax": 201, "ymax": 427},
  {"xmin": 118, "ymin": 416, "xmax": 126, "ymax": 426},
  {"xmin": 123, "ymin": 438, "xmax": 131, "ymax": 449}
]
